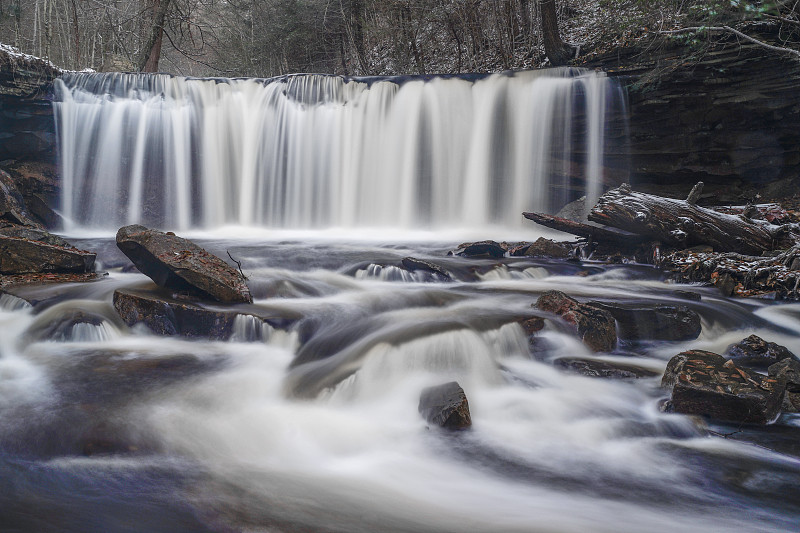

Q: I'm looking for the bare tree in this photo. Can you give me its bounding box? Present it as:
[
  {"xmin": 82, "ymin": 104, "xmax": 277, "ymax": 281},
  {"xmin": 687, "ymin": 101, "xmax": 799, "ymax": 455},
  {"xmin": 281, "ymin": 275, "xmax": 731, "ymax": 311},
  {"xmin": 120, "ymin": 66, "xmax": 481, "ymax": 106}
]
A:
[
  {"xmin": 539, "ymin": 0, "xmax": 573, "ymax": 66},
  {"xmin": 139, "ymin": 0, "xmax": 173, "ymax": 72}
]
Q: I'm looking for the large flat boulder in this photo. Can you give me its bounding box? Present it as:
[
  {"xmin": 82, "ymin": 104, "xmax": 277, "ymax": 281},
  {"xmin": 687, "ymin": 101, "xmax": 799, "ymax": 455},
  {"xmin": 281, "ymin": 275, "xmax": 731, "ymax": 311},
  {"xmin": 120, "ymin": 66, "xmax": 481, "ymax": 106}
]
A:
[
  {"xmin": 116, "ymin": 225, "xmax": 252, "ymax": 304},
  {"xmin": 0, "ymin": 233, "xmax": 95, "ymax": 274},
  {"xmin": 662, "ymin": 350, "xmax": 785, "ymax": 425},
  {"xmin": 535, "ymin": 290, "xmax": 617, "ymax": 352}
]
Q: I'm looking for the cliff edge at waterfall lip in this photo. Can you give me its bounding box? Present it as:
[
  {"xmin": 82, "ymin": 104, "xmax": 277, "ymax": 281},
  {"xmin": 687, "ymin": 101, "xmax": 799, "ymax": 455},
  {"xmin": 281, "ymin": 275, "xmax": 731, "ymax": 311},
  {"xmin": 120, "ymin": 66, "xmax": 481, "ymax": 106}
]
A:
[
  {"xmin": 116, "ymin": 224, "xmax": 253, "ymax": 305},
  {"xmin": 0, "ymin": 43, "xmax": 61, "ymax": 72},
  {"xmin": 0, "ymin": 43, "xmax": 64, "ymax": 98}
]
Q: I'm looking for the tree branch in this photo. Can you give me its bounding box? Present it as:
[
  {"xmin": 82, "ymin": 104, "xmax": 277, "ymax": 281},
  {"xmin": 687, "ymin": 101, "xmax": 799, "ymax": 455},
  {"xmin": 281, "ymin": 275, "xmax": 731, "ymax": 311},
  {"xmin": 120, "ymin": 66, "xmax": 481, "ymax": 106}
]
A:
[
  {"xmin": 660, "ymin": 25, "xmax": 800, "ymax": 59},
  {"xmin": 765, "ymin": 14, "xmax": 800, "ymax": 27}
]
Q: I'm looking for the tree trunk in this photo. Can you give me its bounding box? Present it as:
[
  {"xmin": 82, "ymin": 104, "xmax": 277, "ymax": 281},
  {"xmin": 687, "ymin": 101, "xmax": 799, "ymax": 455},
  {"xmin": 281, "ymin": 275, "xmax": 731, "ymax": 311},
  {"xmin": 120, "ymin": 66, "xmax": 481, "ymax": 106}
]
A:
[
  {"xmin": 43, "ymin": 0, "xmax": 52, "ymax": 59},
  {"xmin": 70, "ymin": 0, "xmax": 80, "ymax": 67},
  {"xmin": 9, "ymin": 0, "xmax": 22, "ymax": 49},
  {"xmin": 587, "ymin": 185, "xmax": 797, "ymax": 254},
  {"xmin": 138, "ymin": 0, "xmax": 173, "ymax": 73},
  {"xmin": 350, "ymin": 0, "xmax": 368, "ymax": 73},
  {"xmin": 538, "ymin": 0, "xmax": 573, "ymax": 66}
]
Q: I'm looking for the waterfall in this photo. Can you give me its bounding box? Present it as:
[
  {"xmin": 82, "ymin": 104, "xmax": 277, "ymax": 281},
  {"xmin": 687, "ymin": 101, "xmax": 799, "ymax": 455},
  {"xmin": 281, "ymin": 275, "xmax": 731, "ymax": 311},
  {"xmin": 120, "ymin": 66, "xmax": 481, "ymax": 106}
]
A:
[{"xmin": 53, "ymin": 69, "xmax": 627, "ymax": 232}]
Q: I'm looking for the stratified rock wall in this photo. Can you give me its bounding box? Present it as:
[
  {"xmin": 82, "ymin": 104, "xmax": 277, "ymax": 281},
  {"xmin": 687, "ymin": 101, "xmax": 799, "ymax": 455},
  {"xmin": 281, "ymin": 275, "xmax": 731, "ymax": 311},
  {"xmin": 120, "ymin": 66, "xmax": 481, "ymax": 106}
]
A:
[
  {"xmin": 587, "ymin": 36, "xmax": 800, "ymax": 202},
  {"xmin": 0, "ymin": 45, "xmax": 61, "ymax": 164}
]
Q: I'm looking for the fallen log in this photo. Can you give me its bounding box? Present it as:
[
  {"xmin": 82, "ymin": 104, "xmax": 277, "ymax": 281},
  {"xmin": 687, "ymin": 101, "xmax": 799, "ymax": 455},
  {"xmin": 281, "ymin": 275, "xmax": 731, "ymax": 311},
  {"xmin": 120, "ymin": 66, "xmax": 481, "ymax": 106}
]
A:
[
  {"xmin": 588, "ymin": 184, "xmax": 799, "ymax": 255},
  {"xmin": 522, "ymin": 212, "xmax": 646, "ymax": 248}
]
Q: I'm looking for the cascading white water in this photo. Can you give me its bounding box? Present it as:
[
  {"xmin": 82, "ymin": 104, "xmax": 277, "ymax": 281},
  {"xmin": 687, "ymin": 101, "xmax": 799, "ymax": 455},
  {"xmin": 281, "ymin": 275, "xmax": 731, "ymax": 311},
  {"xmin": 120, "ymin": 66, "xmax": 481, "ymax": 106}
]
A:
[{"xmin": 53, "ymin": 69, "xmax": 626, "ymax": 231}]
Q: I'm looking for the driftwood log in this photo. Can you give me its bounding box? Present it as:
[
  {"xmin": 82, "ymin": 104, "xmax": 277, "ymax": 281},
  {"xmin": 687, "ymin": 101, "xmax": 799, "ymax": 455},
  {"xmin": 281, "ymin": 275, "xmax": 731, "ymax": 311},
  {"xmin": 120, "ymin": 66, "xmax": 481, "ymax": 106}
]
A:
[
  {"xmin": 587, "ymin": 184, "xmax": 798, "ymax": 255},
  {"xmin": 521, "ymin": 212, "xmax": 646, "ymax": 248}
]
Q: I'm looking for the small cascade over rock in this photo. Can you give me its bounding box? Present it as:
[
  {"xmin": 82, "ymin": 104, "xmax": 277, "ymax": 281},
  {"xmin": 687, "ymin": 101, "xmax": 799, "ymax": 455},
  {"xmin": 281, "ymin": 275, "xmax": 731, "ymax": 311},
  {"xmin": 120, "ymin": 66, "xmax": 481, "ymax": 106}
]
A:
[{"xmin": 54, "ymin": 69, "xmax": 627, "ymax": 231}]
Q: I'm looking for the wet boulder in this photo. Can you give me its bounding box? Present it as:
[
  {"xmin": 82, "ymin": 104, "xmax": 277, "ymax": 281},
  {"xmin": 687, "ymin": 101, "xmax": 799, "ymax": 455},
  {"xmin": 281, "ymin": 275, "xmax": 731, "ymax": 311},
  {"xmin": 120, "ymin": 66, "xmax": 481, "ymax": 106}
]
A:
[
  {"xmin": 661, "ymin": 350, "xmax": 785, "ymax": 425},
  {"xmin": 554, "ymin": 357, "xmax": 658, "ymax": 379},
  {"xmin": 591, "ymin": 302, "xmax": 702, "ymax": 342},
  {"xmin": 0, "ymin": 232, "xmax": 96, "ymax": 274},
  {"xmin": 534, "ymin": 290, "xmax": 617, "ymax": 352},
  {"xmin": 116, "ymin": 224, "xmax": 252, "ymax": 304},
  {"xmin": 516, "ymin": 316, "xmax": 546, "ymax": 337},
  {"xmin": 454, "ymin": 240, "xmax": 506, "ymax": 259},
  {"xmin": 418, "ymin": 381, "xmax": 472, "ymax": 430},
  {"xmin": 519, "ymin": 237, "xmax": 571, "ymax": 259},
  {"xmin": 724, "ymin": 335, "xmax": 797, "ymax": 370}
]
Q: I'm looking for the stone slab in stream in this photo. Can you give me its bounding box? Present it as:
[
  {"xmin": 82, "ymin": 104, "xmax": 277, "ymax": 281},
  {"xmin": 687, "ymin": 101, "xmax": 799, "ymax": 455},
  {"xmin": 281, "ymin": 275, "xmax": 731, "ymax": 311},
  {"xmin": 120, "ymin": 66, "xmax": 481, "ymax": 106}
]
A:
[
  {"xmin": 0, "ymin": 234, "xmax": 96, "ymax": 274},
  {"xmin": 113, "ymin": 287, "xmax": 290, "ymax": 339},
  {"xmin": 590, "ymin": 302, "xmax": 702, "ymax": 342},
  {"xmin": 554, "ymin": 357, "xmax": 659, "ymax": 379},
  {"xmin": 116, "ymin": 224, "xmax": 252, "ymax": 304},
  {"xmin": 418, "ymin": 381, "xmax": 472, "ymax": 430},
  {"xmin": 662, "ymin": 350, "xmax": 785, "ymax": 425}
]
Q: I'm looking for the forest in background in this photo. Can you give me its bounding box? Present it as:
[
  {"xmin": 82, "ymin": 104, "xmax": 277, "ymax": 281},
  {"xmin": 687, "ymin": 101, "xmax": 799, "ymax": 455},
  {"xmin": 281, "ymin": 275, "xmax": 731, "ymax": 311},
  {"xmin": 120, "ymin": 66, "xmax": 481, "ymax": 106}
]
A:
[{"xmin": 0, "ymin": 1, "xmax": 798, "ymax": 77}]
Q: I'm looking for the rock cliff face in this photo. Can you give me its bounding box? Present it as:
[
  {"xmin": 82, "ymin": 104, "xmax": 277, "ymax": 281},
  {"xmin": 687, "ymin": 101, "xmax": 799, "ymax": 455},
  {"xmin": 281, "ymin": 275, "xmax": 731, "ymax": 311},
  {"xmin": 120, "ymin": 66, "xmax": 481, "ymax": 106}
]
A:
[
  {"xmin": 0, "ymin": 45, "xmax": 60, "ymax": 164},
  {"xmin": 586, "ymin": 35, "xmax": 800, "ymax": 203}
]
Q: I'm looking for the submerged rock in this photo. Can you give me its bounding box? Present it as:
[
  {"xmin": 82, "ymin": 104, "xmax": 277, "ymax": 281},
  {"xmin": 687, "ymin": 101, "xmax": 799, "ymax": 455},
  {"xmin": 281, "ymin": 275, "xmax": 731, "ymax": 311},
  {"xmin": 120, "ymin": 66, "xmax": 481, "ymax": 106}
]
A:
[
  {"xmin": 401, "ymin": 257, "xmax": 452, "ymax": 280},
  {"xmin": 25, "ymin": 308, "xmax": 120, "ymax": 342},
  {"xmin": 116, "ymin": 224, "xmax": 252, "ymax": 304},
  {"xmin": 591, "ymin": 302, "xmax": 702, "ymax": 342},
  {"xmin": 662, "ymin": 350, "xmax": 784, "ymax": 425},
  {"xmin": 554, "ymin": 357, "xmax": 658, "ymax": 379},
  {"xmin": 535, "ymin": 290, "xmax": 617, "ymax": 352},
  {"xmin": 725, "ymin": 334, "xmax": 797, "ymax": 370},
  {"xmin": 418, "ymin": 381, "xmax": 472, "ymax": 430},
  {"xmin": 0, "ymin": 233, "xmax": 96, "ymax": 274}
]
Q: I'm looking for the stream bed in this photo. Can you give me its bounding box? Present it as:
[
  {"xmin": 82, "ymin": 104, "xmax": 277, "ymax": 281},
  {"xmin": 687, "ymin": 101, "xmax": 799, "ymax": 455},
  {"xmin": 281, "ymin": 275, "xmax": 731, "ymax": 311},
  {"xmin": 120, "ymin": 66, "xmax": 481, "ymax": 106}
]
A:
[{"xmin": 2, "ymin": 235, "xmax": 800, "ymax": 532}]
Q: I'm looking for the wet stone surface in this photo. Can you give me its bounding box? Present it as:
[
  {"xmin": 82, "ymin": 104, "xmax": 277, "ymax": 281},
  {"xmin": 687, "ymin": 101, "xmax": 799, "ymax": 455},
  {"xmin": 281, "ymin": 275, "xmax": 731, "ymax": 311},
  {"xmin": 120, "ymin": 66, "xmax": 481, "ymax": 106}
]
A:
[
  {"xmin": 535, "ymin": 290, "xmax": 617, "ymax": 352},
  {"xmin": 662, "ymin": 350, "xmax": 785, "ymax": 425},
  {"xmin": 418, "ymin": 381, "xmax": 472, "ymax": 430}
]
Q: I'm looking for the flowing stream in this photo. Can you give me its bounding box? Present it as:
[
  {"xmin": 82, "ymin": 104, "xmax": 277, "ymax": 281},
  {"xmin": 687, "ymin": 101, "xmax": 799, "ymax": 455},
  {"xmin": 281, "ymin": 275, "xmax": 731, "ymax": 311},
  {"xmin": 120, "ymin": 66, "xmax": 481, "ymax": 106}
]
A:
[{"xmin": 2, "ymin": 236, "xmax": 800, "ymax": 532}]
